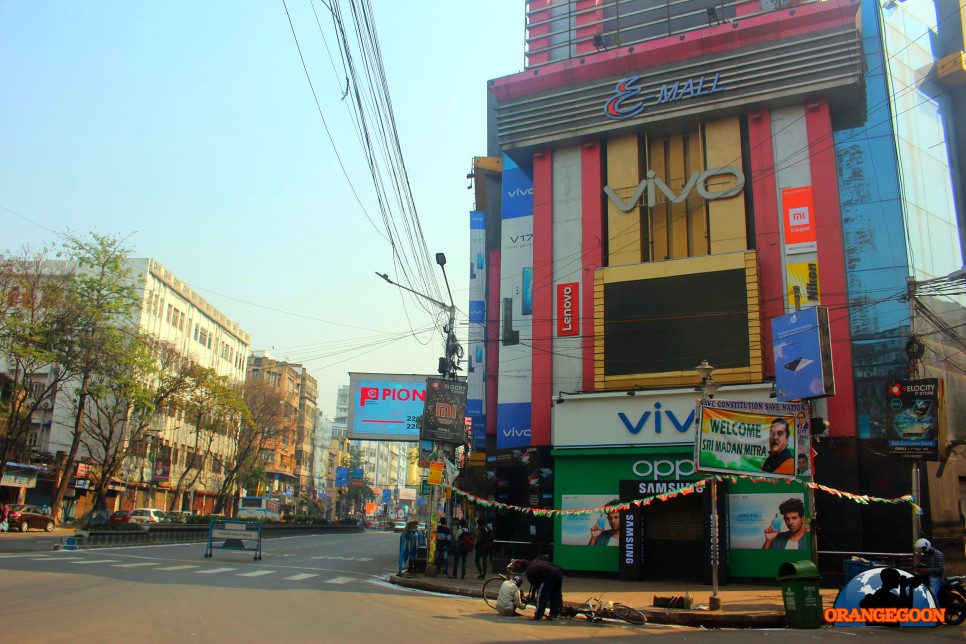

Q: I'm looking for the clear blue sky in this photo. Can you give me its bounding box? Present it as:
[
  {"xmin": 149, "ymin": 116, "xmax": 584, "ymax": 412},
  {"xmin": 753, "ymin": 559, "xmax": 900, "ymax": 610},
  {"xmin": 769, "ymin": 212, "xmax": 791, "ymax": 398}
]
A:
[{"xmin": 1, "ymin": 1, "xmax": 525, "ymax": 414}]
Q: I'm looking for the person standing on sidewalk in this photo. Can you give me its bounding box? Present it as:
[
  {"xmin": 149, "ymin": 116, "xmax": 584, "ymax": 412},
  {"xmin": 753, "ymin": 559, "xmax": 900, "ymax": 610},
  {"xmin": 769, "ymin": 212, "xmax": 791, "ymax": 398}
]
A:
[
  {"xmin": 474, "ymin": 523, "xmax": 494, "ymax": 579},
  {"xmin": 435, "ymin": 517, "xmax": 452, "ymax": 576},
  {"xmin": 452, "ymin": 519, "xmax": 472, "ymax": 579}
]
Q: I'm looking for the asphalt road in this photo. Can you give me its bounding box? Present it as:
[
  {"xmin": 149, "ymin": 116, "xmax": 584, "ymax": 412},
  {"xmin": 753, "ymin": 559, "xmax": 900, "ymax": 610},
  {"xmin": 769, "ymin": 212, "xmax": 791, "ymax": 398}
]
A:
[{"xmin": 1, "ymin": 531, "xmax": 964, "ymax": 642}]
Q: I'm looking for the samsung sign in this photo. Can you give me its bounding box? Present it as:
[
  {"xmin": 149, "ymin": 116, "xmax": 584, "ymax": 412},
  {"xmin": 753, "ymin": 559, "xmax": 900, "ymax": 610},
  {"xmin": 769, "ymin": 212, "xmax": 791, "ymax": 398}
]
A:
[{"xmin": 551, "ymin": 384, "xmax": 772, "ymax": 448}]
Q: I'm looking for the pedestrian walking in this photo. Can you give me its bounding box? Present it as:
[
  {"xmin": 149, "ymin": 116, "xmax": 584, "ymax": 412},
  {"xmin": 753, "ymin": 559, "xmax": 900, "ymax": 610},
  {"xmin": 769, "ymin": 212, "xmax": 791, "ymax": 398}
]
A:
[
  {"xmin": 434, "ymin": 517, "xmax": 452, "ymax": 576},
  {"xmin": 452, "ymin": 519, "xmax": 472, "ymax": 579},
  {"xmin": 474, "ymin": 523, "xmax": 494, "ymax": 578}
]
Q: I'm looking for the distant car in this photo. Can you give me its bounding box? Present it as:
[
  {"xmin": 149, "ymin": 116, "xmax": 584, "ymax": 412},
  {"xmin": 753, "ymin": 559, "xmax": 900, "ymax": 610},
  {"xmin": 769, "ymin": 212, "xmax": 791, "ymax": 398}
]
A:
[
  {"xmin": 167, "ymin": 510, "xmax": 193, "ymax": 523},
  {"xmin": 108, "ymin": 510, "xmax": 132, "ymax": 524},
  {"xmin": 393, "ymin": 520, "xmax": 408, "ymax": 532},
  {"xmin": 6, "ymin": 504, "xmax": 54, "ymax": 532},
  {"xmin": 129, "ymin": 508, "xmax": 168, "ymax": 524}
]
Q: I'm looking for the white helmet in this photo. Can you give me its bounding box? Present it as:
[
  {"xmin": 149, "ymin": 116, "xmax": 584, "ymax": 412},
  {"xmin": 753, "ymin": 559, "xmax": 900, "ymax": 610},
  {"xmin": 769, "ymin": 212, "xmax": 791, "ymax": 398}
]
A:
[{"xmin": 915, "ymin": 538, "xmax": 931, "ymax": 552}]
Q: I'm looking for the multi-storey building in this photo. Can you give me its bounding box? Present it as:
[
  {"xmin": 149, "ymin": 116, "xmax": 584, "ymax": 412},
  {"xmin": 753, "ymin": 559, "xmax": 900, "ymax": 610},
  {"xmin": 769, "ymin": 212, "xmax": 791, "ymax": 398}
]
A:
[{"xmin": 472, "ymin": 0, "xmax": 965, "ymax": 582}]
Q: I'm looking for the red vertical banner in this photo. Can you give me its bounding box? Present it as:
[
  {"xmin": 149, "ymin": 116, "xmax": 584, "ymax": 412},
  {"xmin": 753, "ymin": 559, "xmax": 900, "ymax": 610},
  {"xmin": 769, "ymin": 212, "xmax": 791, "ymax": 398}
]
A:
[
  {"xmin": 781, "ymin": 186, "xmax": 816, "ymax": 254},
  {"xmin": 556, "ymin": 282, "xmax": 579, "ymax": 336}
]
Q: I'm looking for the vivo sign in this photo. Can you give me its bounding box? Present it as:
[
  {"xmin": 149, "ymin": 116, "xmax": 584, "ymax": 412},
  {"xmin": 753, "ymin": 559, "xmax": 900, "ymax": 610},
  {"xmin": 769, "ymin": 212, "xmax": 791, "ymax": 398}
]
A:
[
  {"xmin": 552, "ymin": 385, "xmax": 773, "ymax": 448},
  {"xmin": 604, "ymin": 166, "xmax": 745, "ymax": 212}
]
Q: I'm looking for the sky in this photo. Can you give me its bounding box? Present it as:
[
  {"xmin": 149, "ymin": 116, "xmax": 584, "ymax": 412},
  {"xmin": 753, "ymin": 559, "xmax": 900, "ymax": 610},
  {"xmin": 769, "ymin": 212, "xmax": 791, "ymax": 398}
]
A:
[{"xmin": 0, "ymin": 1, "xmax": 525, "ymax": 415}]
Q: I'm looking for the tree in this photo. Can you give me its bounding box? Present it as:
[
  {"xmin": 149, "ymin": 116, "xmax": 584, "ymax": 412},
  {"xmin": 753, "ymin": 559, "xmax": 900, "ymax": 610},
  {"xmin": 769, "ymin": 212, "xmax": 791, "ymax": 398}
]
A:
[
  {"xmin": 0, "ymin": 247, "xmax": 77, "ymax": 482},
  {"xmin": 343, "ymin": 446, "xmax": 375, "ymax": 515},
  {"xmin": 50, "ymin": 233, "xmax": 141, "ymax": 524},
  {"xmin": 211, "ymin": 381, "xmax": 286, "ymax": 514},
  {"xmin": 80, "ymin": 337, "xmax": 199, "ymax": 512}
]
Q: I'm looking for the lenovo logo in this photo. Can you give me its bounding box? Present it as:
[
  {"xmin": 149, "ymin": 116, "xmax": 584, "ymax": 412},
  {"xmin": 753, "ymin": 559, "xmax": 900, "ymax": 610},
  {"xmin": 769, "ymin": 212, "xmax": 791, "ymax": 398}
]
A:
[{"xmin": 556, "ymin": 282, "xmax": 579, "ymax": 337}]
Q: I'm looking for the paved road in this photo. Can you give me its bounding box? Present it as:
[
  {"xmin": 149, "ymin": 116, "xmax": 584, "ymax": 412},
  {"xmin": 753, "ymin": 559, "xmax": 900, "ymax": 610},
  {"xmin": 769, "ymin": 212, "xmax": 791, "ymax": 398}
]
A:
[{"xmin": 1, "ymin": 531, "xmax": 964, "ymax": 642}]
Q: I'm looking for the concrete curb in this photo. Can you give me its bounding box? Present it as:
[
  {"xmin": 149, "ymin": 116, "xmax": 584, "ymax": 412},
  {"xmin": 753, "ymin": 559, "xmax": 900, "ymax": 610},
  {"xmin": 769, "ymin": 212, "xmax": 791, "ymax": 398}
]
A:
[{"xmin": 388, "ymin": 574, "xmax": 788, "ymax": 628}]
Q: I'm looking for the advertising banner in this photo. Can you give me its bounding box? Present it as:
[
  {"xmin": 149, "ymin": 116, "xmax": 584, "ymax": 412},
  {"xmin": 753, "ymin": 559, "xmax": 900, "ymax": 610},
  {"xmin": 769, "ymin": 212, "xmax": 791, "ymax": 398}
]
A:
[
  {"xmin": 556, "ymin": 282, "xmax": 579, "ymax": 337},
  {"xmin": 561, "ymin": 494, "xmax": 620, "ymax": 547},
  {"xmin": 420, "ymin": 377, "xmax": 469, "ymax": 444},
  {"xmin": 887, "ymin": 379, "xmax": 945, "ymax": 461},
  {"xmin": 781, "ymin": 185, "xmax": 816, "ymax": 255},
  {"xmin": 468, "ymin": 209, "xmax": 486, "ymax": 450},
  {"xmin": 497, "ymin": 155, "xmax": 534, "ymax": 449},
  {"xmin": 152, "ymin": 457, "xmax": 171, "ymax": 483},
  {"xmin": 695, "ymin": 399, "xmax": 807, "ymax": 478},
  {"xmin": 786, "ymin": 262, "xmax": 821, "ymax": 306},
  {"xmin": 428, "ymin": 462, "xmax": 444, "ymax": 485},
  {"xmin": 771, "ymin": 307, "xmax": 835, "ymax": 401},
  {"xmin": 729, "ymin": 492, "xmax": 810, "ymax": 551},
  {"xmin": 346, "ymin": 372, "xmax": 431, "ymax": 441}
]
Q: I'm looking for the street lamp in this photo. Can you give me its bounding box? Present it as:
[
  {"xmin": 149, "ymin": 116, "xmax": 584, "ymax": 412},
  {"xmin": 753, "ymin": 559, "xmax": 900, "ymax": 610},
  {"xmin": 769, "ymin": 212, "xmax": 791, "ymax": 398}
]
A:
[{"xmin": 694, "ymin": 359, "xmax": 721, "ymax": 610}]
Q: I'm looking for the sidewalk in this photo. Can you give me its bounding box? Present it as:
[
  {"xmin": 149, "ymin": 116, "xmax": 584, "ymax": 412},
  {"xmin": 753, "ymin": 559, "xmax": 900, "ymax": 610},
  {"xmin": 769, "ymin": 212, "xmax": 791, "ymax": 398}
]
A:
[{"xmin": 389, "ymin": 567, "xmax": 839, "ymax": 628}]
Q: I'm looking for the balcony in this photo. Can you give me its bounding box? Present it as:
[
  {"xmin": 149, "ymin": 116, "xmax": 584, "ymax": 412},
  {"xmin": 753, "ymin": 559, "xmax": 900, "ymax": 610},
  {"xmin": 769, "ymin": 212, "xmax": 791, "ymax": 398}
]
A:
[{"xmin": 526, "ymin": 0, "xmax": 820, "ymax": 68}]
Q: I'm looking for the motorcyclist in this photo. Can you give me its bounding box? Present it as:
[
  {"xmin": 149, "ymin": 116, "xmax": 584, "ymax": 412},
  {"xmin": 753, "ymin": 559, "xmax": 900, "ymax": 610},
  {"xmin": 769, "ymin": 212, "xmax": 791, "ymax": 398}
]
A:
[{"xmin": 914, "ymin": 538, "xmax": 945, "ymax": 601}]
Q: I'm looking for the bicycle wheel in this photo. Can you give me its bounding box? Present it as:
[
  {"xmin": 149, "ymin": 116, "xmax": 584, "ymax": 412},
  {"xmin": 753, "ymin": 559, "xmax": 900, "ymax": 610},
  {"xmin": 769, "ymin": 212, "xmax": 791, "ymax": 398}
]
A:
[
  {"xmin": 611, "ymin": 603, "xmax": 647, "ymax": 625},
  {"xmin": 482, "ymin": 576, "xmax": 507, "ymax": 610}
]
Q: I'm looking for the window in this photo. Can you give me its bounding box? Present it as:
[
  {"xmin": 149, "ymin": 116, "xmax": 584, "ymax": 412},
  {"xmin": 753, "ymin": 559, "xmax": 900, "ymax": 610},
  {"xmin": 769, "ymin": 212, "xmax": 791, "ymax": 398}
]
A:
[
  {"xmin": 199, "ymin": 327, "xmax": 208, "ymax": 346},
  {"xmin": 179, "ymin": 311, "xmax": 186, "ymax": 331},
  {"xmin": 166, "ymin": 303, "xmax": 172, "ymax": 323},
  {"xmin": 194, "ymin": 323, "xmax": 199, "ymax": 340}
]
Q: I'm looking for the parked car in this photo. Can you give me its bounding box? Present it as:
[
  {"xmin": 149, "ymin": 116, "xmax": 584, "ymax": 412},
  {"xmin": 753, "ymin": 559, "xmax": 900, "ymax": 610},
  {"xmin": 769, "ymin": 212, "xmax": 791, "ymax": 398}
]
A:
[
  {"xmin": 167, "ymin": 510, "xmax": 193, "ymax": 524},
  {"xmin": 393, "ymin": 520, "xmax": 408, "ymax": 532},
  {"xmin": 108, "ymin": 510, "xmax": 132, "ymax": 524},
  {"xmin": 129, "ymin": 508, "xmax": 169, "ymax": 524},
  {"xmin": 6, "ymin": 504, "xmax": 54, "ymax": 532}
]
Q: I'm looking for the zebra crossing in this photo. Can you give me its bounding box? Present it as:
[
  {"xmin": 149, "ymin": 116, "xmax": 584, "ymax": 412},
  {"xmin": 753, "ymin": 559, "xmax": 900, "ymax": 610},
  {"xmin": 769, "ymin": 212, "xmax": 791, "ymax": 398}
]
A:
[{"xmin": 17, "ymin": 554, "xmax": 360, "ymax": 584}]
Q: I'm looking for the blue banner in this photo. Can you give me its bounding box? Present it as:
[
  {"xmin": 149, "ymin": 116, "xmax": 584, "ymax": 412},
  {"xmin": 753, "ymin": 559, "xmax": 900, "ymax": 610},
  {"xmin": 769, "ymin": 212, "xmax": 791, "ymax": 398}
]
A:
[{"xmin": 335, "ymin": 467, "xmax": 348, "ymax": 487}]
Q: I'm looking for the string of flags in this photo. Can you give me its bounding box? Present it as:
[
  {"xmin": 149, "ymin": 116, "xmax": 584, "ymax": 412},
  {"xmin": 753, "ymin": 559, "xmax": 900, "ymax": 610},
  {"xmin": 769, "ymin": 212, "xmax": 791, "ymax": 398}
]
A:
[{"xmin": 440, "ymin": 474, "xmax": 921, "ymax": 518}]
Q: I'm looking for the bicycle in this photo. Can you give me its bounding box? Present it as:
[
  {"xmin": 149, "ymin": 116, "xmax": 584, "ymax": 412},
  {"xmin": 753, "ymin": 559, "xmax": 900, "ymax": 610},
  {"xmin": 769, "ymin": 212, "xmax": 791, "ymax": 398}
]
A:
[
  {"xmin": 559, "ymin": 596, "xmax": 647, "ymax": 625},
  {"xmin": 482, "ymin": 560, "xmax": 536, "ymax": 611}
]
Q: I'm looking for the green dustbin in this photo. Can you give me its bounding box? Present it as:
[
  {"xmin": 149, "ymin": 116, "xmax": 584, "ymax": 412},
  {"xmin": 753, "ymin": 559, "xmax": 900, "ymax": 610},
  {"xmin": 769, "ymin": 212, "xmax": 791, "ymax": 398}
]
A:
[{"xmin": 777, "ymin": 560, "xmax": 824, "ymax": 628}]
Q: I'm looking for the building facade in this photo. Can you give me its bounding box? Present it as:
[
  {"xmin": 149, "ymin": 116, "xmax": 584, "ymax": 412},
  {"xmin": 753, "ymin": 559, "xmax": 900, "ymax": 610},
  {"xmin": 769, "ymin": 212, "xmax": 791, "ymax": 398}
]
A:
[{"xmin": 472, "ymin": 0, "xmax": 966, "ymax": 581}]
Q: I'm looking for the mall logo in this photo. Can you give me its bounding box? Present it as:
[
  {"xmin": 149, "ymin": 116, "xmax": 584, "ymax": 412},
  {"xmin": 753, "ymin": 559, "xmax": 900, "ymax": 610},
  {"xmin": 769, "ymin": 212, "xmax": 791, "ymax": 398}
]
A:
[{"xmin": 604, "ymin": 72, "xmax": 725, "ymax": 121}]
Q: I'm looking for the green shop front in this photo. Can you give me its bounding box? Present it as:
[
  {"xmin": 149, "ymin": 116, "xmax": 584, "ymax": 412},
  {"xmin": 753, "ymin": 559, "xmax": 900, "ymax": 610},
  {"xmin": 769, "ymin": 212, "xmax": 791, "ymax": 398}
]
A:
[{"xmin": 551, "ymin": 387, "xmax": 813, "ymax": 582}]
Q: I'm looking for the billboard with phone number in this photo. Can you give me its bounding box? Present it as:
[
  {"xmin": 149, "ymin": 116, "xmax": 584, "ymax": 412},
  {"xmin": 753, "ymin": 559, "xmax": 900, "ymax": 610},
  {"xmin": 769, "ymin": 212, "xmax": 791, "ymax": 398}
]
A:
[{"xmin": 346, "ymin": 372, "xmax": 433, "ymax": 441}]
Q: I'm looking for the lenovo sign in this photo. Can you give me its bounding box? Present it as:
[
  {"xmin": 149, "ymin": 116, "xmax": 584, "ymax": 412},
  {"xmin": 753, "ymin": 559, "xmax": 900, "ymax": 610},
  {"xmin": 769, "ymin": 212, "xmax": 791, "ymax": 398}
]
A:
[{"xmin": 556, "ymin": 282, "xmax": 579, "ymax": 337}]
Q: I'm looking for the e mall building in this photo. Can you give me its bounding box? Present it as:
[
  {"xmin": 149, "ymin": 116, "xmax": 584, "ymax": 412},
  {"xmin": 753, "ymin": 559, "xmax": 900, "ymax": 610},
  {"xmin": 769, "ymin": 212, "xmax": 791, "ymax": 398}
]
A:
[{"xmin": 469, "ymin": 0, "xmax": 966, "ymax": 581}]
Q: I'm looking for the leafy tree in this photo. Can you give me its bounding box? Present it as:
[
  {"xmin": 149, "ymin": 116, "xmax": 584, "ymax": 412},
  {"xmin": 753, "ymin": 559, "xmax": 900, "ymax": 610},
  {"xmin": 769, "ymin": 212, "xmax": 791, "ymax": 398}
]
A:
[
  {"xmin": 0, "ymin": 247, "xmax": 77, "ymax": 482},
  {"xmin": 50, "ymin": 233, "xmax": 141, "ymax": 523},
  {"xmin": 343, "ymin": 446, "xmax": 375, "ymax": 514},
  {"xmin": 80, "ymin": 337, "xmax": 199, "ymax": 511}
]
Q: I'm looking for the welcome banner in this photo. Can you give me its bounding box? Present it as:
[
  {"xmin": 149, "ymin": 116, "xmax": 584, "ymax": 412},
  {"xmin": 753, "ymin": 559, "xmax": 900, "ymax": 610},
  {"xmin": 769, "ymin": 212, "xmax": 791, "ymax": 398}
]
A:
[{"xmin": 695, "ymin": 400, "xmax": 806, "ymax": 479}]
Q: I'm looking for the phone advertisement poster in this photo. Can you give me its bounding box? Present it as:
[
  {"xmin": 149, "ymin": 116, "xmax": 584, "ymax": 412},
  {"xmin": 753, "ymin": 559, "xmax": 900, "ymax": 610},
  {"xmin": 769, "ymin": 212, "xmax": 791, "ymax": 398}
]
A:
[
  {"xmin": 560, "ymin": 494, "xmax": 620, "ymax": 547},
  {"xmin": 729, "ymin": 492, "xmax": 810, "ymax": 550}
]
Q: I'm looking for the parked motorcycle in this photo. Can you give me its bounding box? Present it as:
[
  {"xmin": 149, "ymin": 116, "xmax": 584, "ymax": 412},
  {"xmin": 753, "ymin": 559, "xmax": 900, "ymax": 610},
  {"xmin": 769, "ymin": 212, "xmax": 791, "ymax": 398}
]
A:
[{"xmin": 940, "ymin": 576, "xmax": 966, "ymax": 626}]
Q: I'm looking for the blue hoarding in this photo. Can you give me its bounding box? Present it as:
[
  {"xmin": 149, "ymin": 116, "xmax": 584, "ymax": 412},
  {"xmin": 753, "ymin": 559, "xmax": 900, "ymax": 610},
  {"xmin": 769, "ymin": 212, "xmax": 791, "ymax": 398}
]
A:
[
  {"xmin": 335, "ymin": 467, "xmax": 348, "ymax": 487},
  {"xmin": 346, "ymin": 373, "xmax": 431, "ymax": 441},
  {"xmin": 772, "ymin": 307, "xmax": 834, "ymax": 401}
]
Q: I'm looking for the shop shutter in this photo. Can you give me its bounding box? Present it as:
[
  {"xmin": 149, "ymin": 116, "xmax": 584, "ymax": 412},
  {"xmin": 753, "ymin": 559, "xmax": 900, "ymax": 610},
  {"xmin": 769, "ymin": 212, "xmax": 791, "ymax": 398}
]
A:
[{"xmin": 641, "ymin": 494, "xmax": 705, "ymax": 580}]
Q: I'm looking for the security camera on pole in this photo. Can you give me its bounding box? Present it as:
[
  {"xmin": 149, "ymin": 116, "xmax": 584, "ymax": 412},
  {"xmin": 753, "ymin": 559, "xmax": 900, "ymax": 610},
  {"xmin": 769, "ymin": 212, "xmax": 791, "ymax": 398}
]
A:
[{"xmin": 377, "ymin": 252, "xmax": 465, "ymax": 573}]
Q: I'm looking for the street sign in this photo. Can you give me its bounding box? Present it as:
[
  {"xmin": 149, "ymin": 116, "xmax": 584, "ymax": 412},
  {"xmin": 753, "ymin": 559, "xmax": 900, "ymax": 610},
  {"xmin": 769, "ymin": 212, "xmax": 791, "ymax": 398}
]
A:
[
  {"xmin": 428, "ymin": 462, "xmax": 444, "ymax": 485},
  {"xmin": 420, "ymin": 480, "xmax": 430, "ymax": 496}
]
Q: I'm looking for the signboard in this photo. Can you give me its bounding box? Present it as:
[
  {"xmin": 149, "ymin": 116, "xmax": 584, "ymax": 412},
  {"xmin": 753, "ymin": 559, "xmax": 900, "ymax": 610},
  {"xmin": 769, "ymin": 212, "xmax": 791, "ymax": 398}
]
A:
[
  {"xmin": 0, "ymin": 470, "xmax": 39, "ymax": 488},
  {"xmin": 428, "ymin": 462, "xmax": 444, "ymax": 485},
  {"xmin": 781, "ymin": 186, "xmax": 817, "ymax": 255},
  {"xmin": 695, "ymin": 399, "xmax": 807, "ymax": 479},
  {"xmin": 552, "ymin": 384, "xmax": 774, "ymax": 448},
  {"xmin": 345, "ymin": 372, "xmax": 432, "ymax": 441},
  {"xmin": 771, "ymin": 307, "xmax": 835, "ymax": 401},
  {"xmin": 420, "ymin": 480, "xmax": 430, "ymax": 496},
  {"xmin": 786, "ymin": 262, "xmax": 820, "ymax": 306},
  {"xmin": 420, "ymin": 377, "xmax": 469, "ymax": 444},
  {"xmin": 381, "ymin": 489, "xmax": 391, "ymax": 503},
  {"xmin": 887, "ymin": 379, "xmax": 945, "ymax": 461},
  {"xmin": 335, "ymin": 467, "xmax": 349, "ymax": 487},
  {"xmin": 152, "ymin": 457, "xmax": 171, "ymax": 483},
  {"xmin": 556, "ymin": 282, "xmax": 580, "ymax": 337},
  {"xmin": 467, "ymin": 209, "xmax": 487, "ymax": 451}
]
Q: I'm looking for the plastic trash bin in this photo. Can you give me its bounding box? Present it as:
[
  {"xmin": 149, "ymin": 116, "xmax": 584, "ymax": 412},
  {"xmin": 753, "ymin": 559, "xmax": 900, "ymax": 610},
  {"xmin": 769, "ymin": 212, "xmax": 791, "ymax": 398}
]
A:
[{"xmin": 777, "ymin": 560, "xmax": 824, "ymax": 628}]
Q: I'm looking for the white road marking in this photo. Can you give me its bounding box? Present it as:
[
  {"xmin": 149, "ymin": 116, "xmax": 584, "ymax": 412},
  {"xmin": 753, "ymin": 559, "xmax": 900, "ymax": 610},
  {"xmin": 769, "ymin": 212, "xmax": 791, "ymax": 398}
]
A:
[
  {"xmin": 238, "ymin": 570, "xmax": 274, "ymax": 577},
  {"xmin": 154, "ymin": 565, "xmax": 199, "ymax": 571},
  {"xmin": 113, "ymin": 562, "xmax": 158, "ymax": 568},
  {"xmin": 285, "ymin": 573, "xmax": 317, "ymax": 581},
  {"xmin": 324, "ymin": 576, "xmax": 355, "ymax": 585},
  {"xmin": 195, "ymin": 567, "xmax": 236, "ymax": 574},
  {"xmin": 69, "ymin": 559, "xmax": 121, "ymax": 565}
]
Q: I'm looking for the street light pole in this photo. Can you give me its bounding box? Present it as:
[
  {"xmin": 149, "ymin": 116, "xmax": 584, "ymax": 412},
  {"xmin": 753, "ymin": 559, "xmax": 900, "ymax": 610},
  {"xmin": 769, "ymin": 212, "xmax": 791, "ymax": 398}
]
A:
[{"xmin": 695, "ymin": 359, "xmax": 721, "ymax": 611}]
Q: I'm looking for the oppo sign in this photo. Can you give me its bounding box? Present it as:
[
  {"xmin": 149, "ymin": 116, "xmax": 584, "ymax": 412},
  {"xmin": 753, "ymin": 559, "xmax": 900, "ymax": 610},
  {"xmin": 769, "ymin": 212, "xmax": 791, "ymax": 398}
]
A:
[
  {"xmin": 604, "ymin": 166, "xmax": 745, "ymax": 212},
  {"xmin": 631, "ymin": 458, "xmax": 696, "ymax": 480}
]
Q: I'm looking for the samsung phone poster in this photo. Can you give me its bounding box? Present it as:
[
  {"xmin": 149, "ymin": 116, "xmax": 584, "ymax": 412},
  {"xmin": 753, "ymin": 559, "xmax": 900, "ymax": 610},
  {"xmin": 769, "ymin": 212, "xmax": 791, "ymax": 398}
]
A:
[{"xmin": 561, "ymin": 494, "xmax": 619, "ymax": 547}]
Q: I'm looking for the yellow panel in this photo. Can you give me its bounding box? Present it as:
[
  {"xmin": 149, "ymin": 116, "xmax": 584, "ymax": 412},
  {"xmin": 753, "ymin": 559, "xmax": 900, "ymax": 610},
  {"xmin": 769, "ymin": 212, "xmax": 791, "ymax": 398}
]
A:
[
  {"xmin": 688, "ymin": 133, "xmax": 708, "ymax": 256},
  {"xmin": 668, "ymin": 135, "xmax": 688, "ymax": 259},
  {"xmin": 650, "ymin": 137, "xmax": 669, "ymax": 261},
  {"xmin": 606, "ymin": 135, "xmax": 642, "ymax": 266},
  {"xmin": 593, "ymin": 251, "xmax": 764, "ymax": 390},
  {"xmin": 704, "ymin": 116, "xmax": 746, "ymax": 254}
]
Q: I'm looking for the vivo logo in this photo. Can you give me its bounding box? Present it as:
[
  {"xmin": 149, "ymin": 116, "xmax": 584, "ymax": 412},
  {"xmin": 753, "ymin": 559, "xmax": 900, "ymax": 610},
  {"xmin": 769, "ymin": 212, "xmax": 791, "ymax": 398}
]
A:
[
  {"xmin": 509, "ymin": 234, "xmax": 533, "ymax": 244},
  {"xmin": 507, "ymin": 188, "xmax": 534, "ymax": 198},
  {"xmin": 501, "ymin": 428, "xmax": 531, "ymax": 437},
  {"xmin": 604, "ymin": 166, "xmax": 744, "ymax": 212},
  {"xmin": 618, "ymin": 403, "xmax": 693, "ymax": 435}
]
